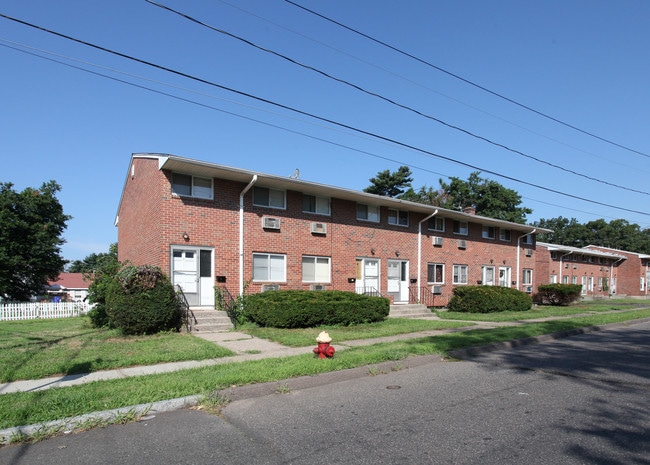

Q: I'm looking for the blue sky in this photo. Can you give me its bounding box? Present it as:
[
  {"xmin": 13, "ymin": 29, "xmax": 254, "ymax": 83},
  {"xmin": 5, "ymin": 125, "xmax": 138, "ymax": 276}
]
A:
[{"xmin": 1, "ymin": 0, "xmax": 649, "ymax": 262}]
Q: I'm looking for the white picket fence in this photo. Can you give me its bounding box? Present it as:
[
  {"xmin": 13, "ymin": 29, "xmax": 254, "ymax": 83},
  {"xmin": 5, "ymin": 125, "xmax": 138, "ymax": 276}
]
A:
[{"xmin": 0, "ymin": 301, "xmax": 93, "ymax": 321}]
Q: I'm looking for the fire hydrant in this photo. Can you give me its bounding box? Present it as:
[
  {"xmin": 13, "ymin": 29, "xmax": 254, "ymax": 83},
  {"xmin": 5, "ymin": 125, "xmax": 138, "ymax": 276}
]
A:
[{"xmin": 313, "ymin": 331, "xmax": 335, "ymax": 358}]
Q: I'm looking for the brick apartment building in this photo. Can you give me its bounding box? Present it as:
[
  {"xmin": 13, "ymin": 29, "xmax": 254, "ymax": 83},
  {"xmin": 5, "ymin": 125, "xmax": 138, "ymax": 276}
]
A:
[
  {"xmin": 584, "ymin": 245, "xmax": 650, "ymax": 297},
  {"xmin": 116, "ymin": 154, "xmax": 549, "ymax": 307}
]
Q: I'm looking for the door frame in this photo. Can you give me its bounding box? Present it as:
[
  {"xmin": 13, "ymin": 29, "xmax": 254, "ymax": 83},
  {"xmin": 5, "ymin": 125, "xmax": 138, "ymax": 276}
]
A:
[
  {"xmin": 387, "ymin": 259, "xmax": 409, "ymax": 303},
  {"xmin": 170, "ymin": 245, "xmax": 214, "ymax": 307}
]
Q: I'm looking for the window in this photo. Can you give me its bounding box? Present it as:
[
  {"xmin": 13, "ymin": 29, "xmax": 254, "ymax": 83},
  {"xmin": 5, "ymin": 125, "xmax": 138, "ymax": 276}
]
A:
[
  {"xmin": 388, "ymin": 209, "xmax": 409, "ymax": 226},
  {"xmin": 427, "ymin": 263, "xmax": 444, "ymax": 284},
  {"xmin": 522, "ymin": 234, "xmax": 534, "ymax": 245},
  {"xmin": 482, "ymin": 226, "xmax": 495, "ymax": 239},
  {"xmin": 523, "ymin": 269, "xmax": 533, "ymax": 285},
  {"xmin": 357, "ymin": 203, "xmax": 379, "ymax": 222},
  {"xmin": 453, "ymin": 220, "xmax": 468, "ymax": 235},
  {"xmin": 302, "ymin": 256, "xmax": 331, "ymax": 283},
  {"xmin": 452, "ymin": 265, "xmax": 468, "ymax": 284},
  {"xmin": 253, "ymin": 187, "xmax": 285, "ymax": 209},
  {"xmin": 551, "ymin": 251, "xmax": 558, "ymax": 260},
  {"xmin": 500, "ymin": 229, "xmax": 512, "ymax": 242},
  {"xmin": 563, "ymin": 276, "xmax": 569, "ymax": 284},
  {"xmin": 550, "ymin": 274, "xmax": 558, "ymax": 283},
  {"xmin": 252, "ymin": 253, "xmax": 286, "ymax": 281},
  {"xmin": 427, "ymin": 217, "xmax": 445, "ymax": 232},
  {"xmin": 171, "ymin": 173, "xmax": 213, "ymax": 199},
  {"xmin": 641, "ymin": 277, "xmax": 646, "ymax": 291},
  {"xmin": 572, "ymin": 276, "xmax": 577, "ymax": 284},
  {"xmin": 302, "ymin": 194, "xmax": 330, "ymax": 216}
]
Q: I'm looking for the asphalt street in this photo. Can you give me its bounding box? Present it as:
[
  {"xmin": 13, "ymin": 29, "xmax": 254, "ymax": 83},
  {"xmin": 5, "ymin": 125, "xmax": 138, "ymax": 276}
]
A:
[{"xmin": 1, "ymin": 320, "xmax": 648, "ymax": 465}]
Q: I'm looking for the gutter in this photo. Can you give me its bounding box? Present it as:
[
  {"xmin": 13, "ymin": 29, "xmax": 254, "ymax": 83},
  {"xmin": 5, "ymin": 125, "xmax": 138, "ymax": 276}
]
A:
[
  {"xmin": 516, "ymin": 229, "xmax": 536, "ymax": 290},
  {"xmin": 239, "ymin": 175, "xmax": 257, "ymax": 296},
  {"xmin": 417, "ymin": 210, "xmax": 438, "ymax": 303}
]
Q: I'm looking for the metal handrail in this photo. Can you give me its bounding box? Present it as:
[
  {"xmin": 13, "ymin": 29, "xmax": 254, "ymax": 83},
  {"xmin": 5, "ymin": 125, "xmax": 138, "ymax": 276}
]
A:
[
  {"xmin": 408, "ymin": 286, "xmax": 436, "ymax": 307},
  {"xmin": 215, "ymin": 286, "xmax": 240, "ymax": 328},
  {"xmin": 175, "ymin": 285, "xmax": 195, "ymax": 332}
]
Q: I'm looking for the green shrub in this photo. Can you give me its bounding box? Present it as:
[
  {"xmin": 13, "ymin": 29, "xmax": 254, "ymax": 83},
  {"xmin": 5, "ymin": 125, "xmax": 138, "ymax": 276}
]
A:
[
  {"xmin": 535, "ymin": 284, "xmax": 582, "ymax": 306},
  {"xmin": 105, "ymin": 265, "xmax": 182, "ymax": 335},
  {"xmin": 85, "ymin": 257, "xmax": 122, "ymax": 328},
  {"xmin": 243, "ymin": 290, "xmax": 390, "ymax": 328},
  {"xmin": 447, "ymin": 285, "xmax": 532, "ymax": 313}
]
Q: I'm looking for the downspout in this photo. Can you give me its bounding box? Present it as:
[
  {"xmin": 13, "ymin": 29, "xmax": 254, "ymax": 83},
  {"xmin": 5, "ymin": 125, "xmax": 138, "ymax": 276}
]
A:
[
  {"xmin": 517, "ymin": 229, "xmax": 536, "ymax": 290},
  {"xmin": 418, "ymin": 210, "xmax": 438, "ymax": 303},
  {"xmin": 559, "ymin": 252, "xmax": 573, "ymax": 282},
  {"xmin": 610, "ymin": 257, "xmax": 625, "ymax": 296},
  {"xmin": 239, "ymin": 175, "xmax": 257, "ymax": 296}
]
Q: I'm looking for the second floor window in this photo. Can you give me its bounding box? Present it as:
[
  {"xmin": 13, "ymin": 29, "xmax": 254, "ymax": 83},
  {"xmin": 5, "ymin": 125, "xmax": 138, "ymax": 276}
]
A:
[
  {"xmin": 453, "ymin": 221, "xmax": 468, "ymax": 235},
  {"xmin": 388, "ymin": 209, "xmax": 409, "ymax": 226},
  {"xmin": 357, "ymin": 203, "xmax": 379, "ymax": 222},
  {"xmin": 428, "ymin": 217, "xmax": 445, "ymax": 232},
  {"xmin": 172, "ymin": 173, "xmax": 213, "ymax": 200},
  {"xmin": 253, "ymin": 187, "xmax": 285, "ymax": 209},
  {"xmin": 482, "ymin": 226, "xmax": 495, "ymax": 239},
  {"xmin": 500, "ymin": 229, "xmax": 511, "ymax": 241},
  {"xmin": 302, "ymin": 194, "xmax": 330, "ymax": 215}
]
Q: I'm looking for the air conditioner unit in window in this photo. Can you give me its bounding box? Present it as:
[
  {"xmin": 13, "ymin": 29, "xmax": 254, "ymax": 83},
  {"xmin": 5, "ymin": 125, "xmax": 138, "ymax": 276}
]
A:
[
  {"xmin": 261, "ymin": 284, "xmax": 280, "ymax": 292},
  {"xmin": 310, "ymin": 284, "xmax": 326, "ymax": 291},
  {"xmin": 432, "ymin": 236, "xmax": 444, "ymax": 246},
  {"xmin": 310, "ymin": 222, "xmax": 327, "ymax": 235},
  {"xmin": 457, "ymin": 239, "xmax": 467, "ymax": 249},
  {"xmin": 525, "ymin": 249, "xmax": 533, "ymax": 257},
  {"xmin": 262, "ymin": 217, "xmax": 281, "ymax": 230},
  {"xmin": 525, "ymin": 286, "xmax": 533, "ymax": 293},
  {"xmin": 432, "ymin": 285, "xmax": 443, "ymax": 295}
]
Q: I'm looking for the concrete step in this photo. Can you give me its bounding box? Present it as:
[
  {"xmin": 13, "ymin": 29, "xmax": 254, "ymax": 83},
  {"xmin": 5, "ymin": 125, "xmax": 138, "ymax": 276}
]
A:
[
  {"xmin": 389, "ymin": 304, "xmax": 435, "ymax": 319},
  {"xmin": 189, "ymin": 309, "xmax": 234, "ymax": 332}
]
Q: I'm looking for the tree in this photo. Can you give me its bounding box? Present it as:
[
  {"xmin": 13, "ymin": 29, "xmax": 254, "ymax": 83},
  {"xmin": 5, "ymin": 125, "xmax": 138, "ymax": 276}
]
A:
[
  {"xmin": 364, "ymin": 166, "xmax": 413, "ymax": 198},
  {"xmin": 0, "ymin": 181, "xmax": 70, "ymax": 301},
  {"xmin": 68, "ymin": 243, "xmax": 118, "ymax": 273},
  {"xmin": 439, "ymin": 171, "xmax": 532, "ymax": 224},
  {"xmin": 398, "ymin": 185, "xmax": 447, "ymax": 206}
]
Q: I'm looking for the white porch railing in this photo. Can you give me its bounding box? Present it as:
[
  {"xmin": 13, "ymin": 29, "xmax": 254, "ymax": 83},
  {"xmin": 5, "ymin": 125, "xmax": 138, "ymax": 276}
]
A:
[{"xmin": 0, "ymin": 301, "xmax": 92, "ymax": 321}]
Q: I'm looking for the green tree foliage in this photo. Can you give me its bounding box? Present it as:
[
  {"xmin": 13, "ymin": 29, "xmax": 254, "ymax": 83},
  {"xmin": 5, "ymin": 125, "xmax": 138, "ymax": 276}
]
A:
[
  {"xmin": 533, "ymin": 217, "xmax": 650, "ymax": 253},
  {"xmin": 0, "ymin": 181, "xmax": 70, "ymax": 301},
  {"xmin": 85, "ymin": 243, "xmax": 121, "ymax": 328},
  {"xmin": 439, "ymin": 172, "xmax": 532, "ymax": 223},
  {"xmin": 398, "ymin": 185, "xmax": 447, "ymax": 206},
  {"xmin": 363, "ymin": 166, "xmax": 413, "ymax": 197},
  {"xmin": 68, "ymin": 243, "xmax": 118, "ymax": 273}
]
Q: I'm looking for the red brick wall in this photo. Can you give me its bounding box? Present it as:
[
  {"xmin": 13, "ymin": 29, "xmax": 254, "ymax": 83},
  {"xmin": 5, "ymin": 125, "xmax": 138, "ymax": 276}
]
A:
[
  {"xmin": 117, "ymin": 157, "xmax": 540, "ymax": 306},
  {"xmin": 586, "ymin": 247, "xmax": 646, "ymax": 297}
]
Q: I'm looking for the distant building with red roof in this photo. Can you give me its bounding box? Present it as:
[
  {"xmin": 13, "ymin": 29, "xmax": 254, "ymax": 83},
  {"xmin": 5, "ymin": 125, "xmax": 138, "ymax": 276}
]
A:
[{"xmin": 46, "ymin": 273, "xmax": 90, "ymax": 302}]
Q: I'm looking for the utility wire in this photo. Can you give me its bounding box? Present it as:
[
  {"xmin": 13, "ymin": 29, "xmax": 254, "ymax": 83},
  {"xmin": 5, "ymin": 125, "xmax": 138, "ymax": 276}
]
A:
[
  {"xmin": 1, "ymin": 11, "xmax": 648, "ymax": 217},
  {"xmin": 285, "ymin": 0, "xmax": 650, "ymax": 160},
  {"xmin": 147, "ymin": 0, "xmax": 650, "ymax": 197}
]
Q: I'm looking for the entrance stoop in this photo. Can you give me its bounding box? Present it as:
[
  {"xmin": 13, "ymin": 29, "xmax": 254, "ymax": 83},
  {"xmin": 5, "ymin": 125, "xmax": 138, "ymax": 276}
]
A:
[
  {"xmin": 389, "ymin": 304, "xmax": 436, "ymax": 319},
  {"xmin": 189, "ymin": 308, "xmax": 234, "ymax": 332}
]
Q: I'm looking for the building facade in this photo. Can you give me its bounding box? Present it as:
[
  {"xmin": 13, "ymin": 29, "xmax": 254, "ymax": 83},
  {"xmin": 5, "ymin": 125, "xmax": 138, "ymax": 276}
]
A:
[{"xmin": 116, "ymin": 154, "xmax": 547, "ymax": 307}]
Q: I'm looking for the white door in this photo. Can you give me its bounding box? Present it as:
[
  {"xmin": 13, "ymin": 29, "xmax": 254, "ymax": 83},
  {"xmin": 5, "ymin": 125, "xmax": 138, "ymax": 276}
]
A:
[
  {"xmin": 482, "ymin": 266, "xmax": 495, "ymax": 286},
  {"xmin": 172, "ymin": 248, "xmax": 214, "ymax": 307},
  {"xmin": 498, "ymin": 267, "xmax": 511, "ymax": 287},
  {"xmin": 173, "ymin": 249, "xmax": 198, "ymax": 306},
  {"xmin": 388, "ymin": 260, "xmax": 409, "ymax": 303},
  {"xmin": 356, "ymin": 258, "xmax": 380, "ymax": 295}
]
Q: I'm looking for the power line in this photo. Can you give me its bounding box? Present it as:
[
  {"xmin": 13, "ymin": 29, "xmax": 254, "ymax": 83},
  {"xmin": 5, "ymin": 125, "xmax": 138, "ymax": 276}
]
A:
[
  {"xmin": 146, "ymin": 0, "xmax": 650, "ymax": 197},
  {"xmin": 1, "ymin": 11, "xmax": 648, "ymax": 218},
  {"xmin": 284, "ymin": 0, "xmax": 650, "ymax": 161}
]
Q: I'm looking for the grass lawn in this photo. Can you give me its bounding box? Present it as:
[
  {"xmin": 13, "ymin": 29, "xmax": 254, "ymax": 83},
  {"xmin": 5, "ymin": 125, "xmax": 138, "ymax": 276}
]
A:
[
  {"xmin": 237, "ymin": 318, "xmax": 473, "ymax": 347},
  {"xmin": 0, "ymin": 317, "xmax": 233, "ymax": 383},
  {"xmin": 0, "ymin": 307, "xmax": 648, "ymax": 434}
]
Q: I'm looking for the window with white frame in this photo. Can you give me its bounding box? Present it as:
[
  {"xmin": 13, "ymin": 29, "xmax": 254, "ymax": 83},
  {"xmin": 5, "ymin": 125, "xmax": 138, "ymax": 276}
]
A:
[
  {"xmin": 357, "ymin": 203, "xmax": 380, "ymax": 222},
  {"xmin": 302, "ymin": 256, "xmax": 331, "ymax": 283},
  {"xmin": 427, "ymin": 263, "xmax": 444, "ymax": 284},
  {"xmin": 522, "ymin": 234, "xmax": 534, "ymax": 245},
  {"xmin": 252, "ymin": 253, "xmax": 286, "ymax": 281},
  {"xmin": 550, "ymin": 274, "xmax": 558, "ymax": 283},
  {"xmin": 482, "ymin": 226, "xmax": 496, "ymax": 239},
  {"xmin": 427, "ymin": 217, "xmax": 445, "ymax": 232},
  {"xmin": 641, "ymin": 277, "xmax": 646, "ymax": 291},
  {"xmin": 388, "ymin": 209, "xmax": 409, "ymax": 226},
  {"xmin": 171, "ymin": 173, "xmax": 213, "ymax": 200},
  {"xmin": 453, "ymin": 220, "xmax": 468, "ymax": 235},
  {"xmin": 500, "ymin": 229, "xmax": 512, "ymax": 242},
  {"xmin": 452, "ymin": 264, "xmax": 468, "ymax": 284},
  {"xmin": 302, "ymin": 194, "xmax": 330, "ymax": 216},
  {"xmin": 253, "ymin": 186, "xmax": 286, "ymax": 209},
  {"xmin": 523, "ymin": 269, "xmax": 533, "ymax": 285},
  {"xmin": 572, "ymin": 276, "xmax": 577, "ymax": 284},
  {"xmin": 563, "ymin": 275, "xmax": 569, "ymax": 284}
]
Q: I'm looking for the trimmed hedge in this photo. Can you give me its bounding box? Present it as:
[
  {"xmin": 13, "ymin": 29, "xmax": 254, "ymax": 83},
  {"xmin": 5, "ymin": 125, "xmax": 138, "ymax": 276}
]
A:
[
  {"xmin": 535, "ymin": 284, "xmax": 582, "ymax": 306},
  {"xmin": 447, "ymin": 285, "xmax": 532, "ymax": 313},
  {"xmin": 243, "ymin": 290, "xmax": 390, "ymax": 328},
  {"xmin": 106, "ymin": 265, "xmax": 182, "ymax": 335}
]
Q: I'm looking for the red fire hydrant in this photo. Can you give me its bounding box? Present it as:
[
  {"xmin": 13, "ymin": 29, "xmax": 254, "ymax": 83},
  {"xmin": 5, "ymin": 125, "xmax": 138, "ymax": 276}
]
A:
[{"xmin": 313, "ymin": 331, "xmax": 335, "ymax": 358}]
